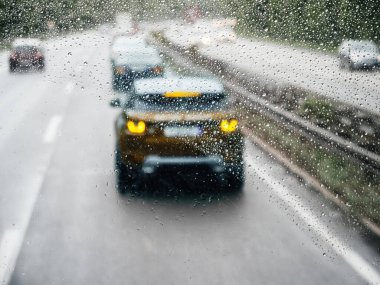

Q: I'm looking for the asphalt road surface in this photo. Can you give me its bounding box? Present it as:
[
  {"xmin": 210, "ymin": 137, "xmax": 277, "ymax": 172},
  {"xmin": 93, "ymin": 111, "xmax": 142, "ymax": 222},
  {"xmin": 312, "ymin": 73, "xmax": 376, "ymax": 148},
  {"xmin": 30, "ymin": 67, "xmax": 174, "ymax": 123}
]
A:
[
  {"xmin": 0, "ymin": 29, "xmax": 380, "ymax": 285},
  {"xmin": 163, "ymin": 22, "xmax": 380, "ymax": 115}
]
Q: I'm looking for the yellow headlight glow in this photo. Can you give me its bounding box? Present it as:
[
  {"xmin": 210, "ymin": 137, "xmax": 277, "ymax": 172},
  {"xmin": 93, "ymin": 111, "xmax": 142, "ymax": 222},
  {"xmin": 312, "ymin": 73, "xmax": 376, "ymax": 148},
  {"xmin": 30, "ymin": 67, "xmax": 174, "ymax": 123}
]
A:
[
  {"xmin": 220, "ymin": 119, "xmax": 238, "ymax": 133},
  {"xmin": 126, "ymin": 120, "xmax": 146, "ymax": 134}
]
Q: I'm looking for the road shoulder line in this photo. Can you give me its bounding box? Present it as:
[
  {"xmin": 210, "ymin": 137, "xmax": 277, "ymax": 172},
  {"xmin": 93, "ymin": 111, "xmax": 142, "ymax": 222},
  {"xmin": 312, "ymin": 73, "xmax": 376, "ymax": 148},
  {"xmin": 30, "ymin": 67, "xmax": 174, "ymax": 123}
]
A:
[{"xmin": 245, "ymin": 138, "xmax": 380, "ymax": 284}]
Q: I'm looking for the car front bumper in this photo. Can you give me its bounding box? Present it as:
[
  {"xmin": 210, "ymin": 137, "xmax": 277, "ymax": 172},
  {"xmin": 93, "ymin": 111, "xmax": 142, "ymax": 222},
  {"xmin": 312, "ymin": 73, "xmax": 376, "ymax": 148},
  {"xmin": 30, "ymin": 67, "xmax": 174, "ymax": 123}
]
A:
[{"xmin": 141, "ymin": 155, "xmax": 225, "ymax": 175}]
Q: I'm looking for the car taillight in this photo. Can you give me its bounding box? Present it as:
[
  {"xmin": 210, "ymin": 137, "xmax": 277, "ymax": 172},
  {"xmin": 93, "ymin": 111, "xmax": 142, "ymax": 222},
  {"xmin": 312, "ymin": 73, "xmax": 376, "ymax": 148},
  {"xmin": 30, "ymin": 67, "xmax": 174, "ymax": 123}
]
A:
[
  {"xmin": 126, "ymin": 120, "xmax": 146, "ymax": 135},
  {"xmin": 10, "ymin": 52, "xmax": 17, "ymax": 59},
  {"xmin": 152, "ymin": 66, "xmax": 163, "ymax": 74},
  {"xmin": 35, "ymin": 51, "xmax": 43, "ymax": 58},
  {"xmin": 220, "ymin": 119, "xmax": 238, "ymax": 133}
]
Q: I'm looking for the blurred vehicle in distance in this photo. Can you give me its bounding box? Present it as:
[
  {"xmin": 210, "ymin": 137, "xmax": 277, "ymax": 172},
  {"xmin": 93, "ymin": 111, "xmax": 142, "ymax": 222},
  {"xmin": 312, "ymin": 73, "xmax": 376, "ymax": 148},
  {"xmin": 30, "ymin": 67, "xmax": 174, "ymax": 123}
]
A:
[
  {"xmin": 9, "ymin": 38, "xmax": 45, "ymax": 72},
  {"xmin": 338, "ymin": 40, "xmax": 379, "ymax": 71},
  {"xmin": 177, "ymin": 19, "xmax": 237, "ymax": 48},
  {"xmin": 215, "ymin": 27, "xmax": 237, "ymax": 43},
  {"xmin": 112, "ymin": 47, "xmax": 164, "ymax": 90},
  {"xmin": 112, "ymin": 76, "xmax": 245, "ymax": 193},
  {"xmin": 110, "ymin": 35, "xmax": 147, "ymax": 64}
]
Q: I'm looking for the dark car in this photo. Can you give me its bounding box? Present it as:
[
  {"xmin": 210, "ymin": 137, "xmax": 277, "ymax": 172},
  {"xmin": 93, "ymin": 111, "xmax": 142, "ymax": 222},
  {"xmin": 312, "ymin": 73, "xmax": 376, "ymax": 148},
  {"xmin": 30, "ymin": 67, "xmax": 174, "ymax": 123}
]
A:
[
  {"xmin": 9, "ymin": 38, "xmax": 45, "ymax": 72},
  {"xmin": 112, "ymin": 76, "xmax": 245, "ymax": 192},
  {"xmin": 112, "ymin": 47, "xmax": 164, "ymax": 90}
]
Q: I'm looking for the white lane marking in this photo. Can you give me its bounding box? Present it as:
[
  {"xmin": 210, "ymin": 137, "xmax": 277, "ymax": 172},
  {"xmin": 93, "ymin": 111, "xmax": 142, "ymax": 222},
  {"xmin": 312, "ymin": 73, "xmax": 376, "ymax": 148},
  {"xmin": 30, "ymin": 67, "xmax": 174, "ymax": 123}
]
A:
[
  {"xmin": 43, "ymin": 115, "xmax": 62, "ymax": 143},
  {"xmin": 0, "ymin": 169, "xmax": 49, "ymax": 285},
  {"xmin": 245, "ymin": 153, "xmax": 380, "ymax": 285},
  {"xmin": 64, "ymin": 81, "xmax": 74, "ymax": 95},
  {"xmin": 0, "ymin": 230, "xmax": 21, "ymax": 284}
]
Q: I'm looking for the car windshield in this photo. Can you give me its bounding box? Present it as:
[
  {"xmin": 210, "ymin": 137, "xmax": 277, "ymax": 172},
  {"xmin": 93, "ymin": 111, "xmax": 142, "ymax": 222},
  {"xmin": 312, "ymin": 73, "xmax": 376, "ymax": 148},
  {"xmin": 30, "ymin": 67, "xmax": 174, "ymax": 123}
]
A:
[
  {"xmin": 2, "ymin": 2, "xmax": 380, "ymax": 285},
  {"xmin": 351, "ymin": 42, "xmax": 378, "ymax": 53},
  {"xmin": 132, "ymin": 92, "xmax": 227, "ymax": 111},
  {"xmin": 14, "ymin": 46, "xmax": 37, "ymax": 53},
  {"xmin": 115, "ymin": 49, "xmax": 161, "ymax": 65}
]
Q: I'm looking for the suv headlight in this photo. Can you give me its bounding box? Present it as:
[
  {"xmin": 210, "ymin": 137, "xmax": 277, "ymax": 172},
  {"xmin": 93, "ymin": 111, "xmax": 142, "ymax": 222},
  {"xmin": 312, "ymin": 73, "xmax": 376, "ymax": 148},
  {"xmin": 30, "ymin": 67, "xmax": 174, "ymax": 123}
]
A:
[
  {"xmin": 126, "ymin": 120, "xmax": 146, "ymax": 134},
  {"xmin": 220, "ymin": 119, "xmax": 238, "ymax": 133}
]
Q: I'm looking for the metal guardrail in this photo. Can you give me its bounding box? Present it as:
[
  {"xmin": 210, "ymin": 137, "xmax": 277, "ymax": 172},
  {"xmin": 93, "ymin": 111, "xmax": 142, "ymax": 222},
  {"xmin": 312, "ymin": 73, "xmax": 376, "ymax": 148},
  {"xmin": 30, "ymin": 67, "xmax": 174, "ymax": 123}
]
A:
[
  {"xmin": 226, "ymin": 81, "xmax": 380, "ymax": 172},
  {"xmin": 152, "ymin": 36, "xmax": 380, "ymax": 173}
]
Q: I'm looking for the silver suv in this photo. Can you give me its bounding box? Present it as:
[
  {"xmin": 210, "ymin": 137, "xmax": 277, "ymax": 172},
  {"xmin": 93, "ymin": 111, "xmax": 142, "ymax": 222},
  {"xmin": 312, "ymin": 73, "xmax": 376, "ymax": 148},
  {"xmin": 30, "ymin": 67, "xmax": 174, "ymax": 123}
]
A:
[{"xmin": 338, "ymin": 40, "xmax": 379, "ymax": 70}]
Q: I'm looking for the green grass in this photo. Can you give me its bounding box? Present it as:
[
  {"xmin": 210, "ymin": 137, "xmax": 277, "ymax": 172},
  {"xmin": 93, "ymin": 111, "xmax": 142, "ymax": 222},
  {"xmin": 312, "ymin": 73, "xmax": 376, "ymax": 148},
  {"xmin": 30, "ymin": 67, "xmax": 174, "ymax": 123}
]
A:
[{"xmin": 298, "ymin": 96, "xmax": 337, "ymax": 127}]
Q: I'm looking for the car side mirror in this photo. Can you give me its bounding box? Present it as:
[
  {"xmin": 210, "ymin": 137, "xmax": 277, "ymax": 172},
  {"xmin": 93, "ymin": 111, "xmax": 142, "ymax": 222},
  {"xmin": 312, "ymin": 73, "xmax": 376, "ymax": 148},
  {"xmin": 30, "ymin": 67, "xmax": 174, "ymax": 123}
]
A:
[{"xmin": 110, "ymin": 98, "xmax": 121, "ymax": 108}]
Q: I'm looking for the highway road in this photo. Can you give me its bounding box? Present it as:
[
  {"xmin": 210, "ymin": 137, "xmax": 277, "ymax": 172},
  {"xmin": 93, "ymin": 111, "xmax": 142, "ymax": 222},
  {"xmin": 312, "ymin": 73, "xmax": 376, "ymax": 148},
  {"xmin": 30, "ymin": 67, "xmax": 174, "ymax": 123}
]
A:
[
  {"xmin": 0, "ymin": 29, "xmax": 380, "ymax": 285},
  {"xmin": 163, "ymin": 23, "xmax": 380, "ymax": 115}
]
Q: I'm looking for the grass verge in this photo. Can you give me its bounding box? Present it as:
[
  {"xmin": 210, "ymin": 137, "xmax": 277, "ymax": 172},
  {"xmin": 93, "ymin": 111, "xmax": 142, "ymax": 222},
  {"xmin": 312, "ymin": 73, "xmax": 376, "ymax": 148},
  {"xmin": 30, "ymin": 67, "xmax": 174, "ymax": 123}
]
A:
[{"xmin": 239, "ymin": 102, "xmax": 380, "ymax": 226}]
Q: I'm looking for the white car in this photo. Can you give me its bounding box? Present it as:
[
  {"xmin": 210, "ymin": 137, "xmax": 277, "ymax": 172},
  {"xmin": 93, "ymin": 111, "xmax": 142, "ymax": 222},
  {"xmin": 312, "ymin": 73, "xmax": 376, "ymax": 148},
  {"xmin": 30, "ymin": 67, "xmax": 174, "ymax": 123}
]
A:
[
  {"xmin": 338, "ymin": 40, "xmax": 379, "ymax": 70},
  {"xmin": 110, "ymin": 35, "xmax": 147, "ymax": 63}
]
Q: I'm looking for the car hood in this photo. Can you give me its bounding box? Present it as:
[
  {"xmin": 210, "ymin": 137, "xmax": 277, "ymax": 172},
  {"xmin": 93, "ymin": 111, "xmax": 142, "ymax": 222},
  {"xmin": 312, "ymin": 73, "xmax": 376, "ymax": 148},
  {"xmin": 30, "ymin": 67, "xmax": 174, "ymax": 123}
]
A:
[
  {"xmin": 125, "ymin": 110, "xmax": 236, "ymax": 122},
  {"xmin": 350, "ymin": 52, "xmax": 378, "ymax": 61}
]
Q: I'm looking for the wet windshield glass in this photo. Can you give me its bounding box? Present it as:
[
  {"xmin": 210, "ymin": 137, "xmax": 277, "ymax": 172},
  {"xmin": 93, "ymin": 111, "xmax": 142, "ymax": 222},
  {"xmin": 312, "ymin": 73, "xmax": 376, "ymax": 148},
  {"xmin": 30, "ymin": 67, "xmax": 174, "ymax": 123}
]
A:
[{"xmin": 1, "ymin": 1, "xmax": 380, "ymax": 285}]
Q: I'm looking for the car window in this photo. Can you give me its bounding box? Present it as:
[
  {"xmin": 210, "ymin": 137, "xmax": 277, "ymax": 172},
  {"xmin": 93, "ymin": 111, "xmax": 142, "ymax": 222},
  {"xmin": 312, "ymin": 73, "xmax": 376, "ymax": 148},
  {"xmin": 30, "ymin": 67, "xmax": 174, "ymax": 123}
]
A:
[
  {"xmin": 131, "ymin": 92, "xmax": 227, "ymax": 111},
  {"xmin": 351, "ymin": 43, "xmax": 378, "ymax": 53},
  {"xmin": 116, "ymin": 49, "xmax": 161, "ymax": 64}
]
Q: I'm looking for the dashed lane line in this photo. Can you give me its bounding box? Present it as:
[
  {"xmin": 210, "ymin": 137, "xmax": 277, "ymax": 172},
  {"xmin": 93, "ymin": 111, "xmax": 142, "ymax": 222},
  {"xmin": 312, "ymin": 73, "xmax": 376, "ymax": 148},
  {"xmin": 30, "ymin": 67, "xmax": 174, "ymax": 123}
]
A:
[
  {"xmin": 43, "ymin": 115, "xmax": 63, "ymax": 144},
  {"xmin": 0, "ymin": 230, "xmax": 21, "ymax": 284}
]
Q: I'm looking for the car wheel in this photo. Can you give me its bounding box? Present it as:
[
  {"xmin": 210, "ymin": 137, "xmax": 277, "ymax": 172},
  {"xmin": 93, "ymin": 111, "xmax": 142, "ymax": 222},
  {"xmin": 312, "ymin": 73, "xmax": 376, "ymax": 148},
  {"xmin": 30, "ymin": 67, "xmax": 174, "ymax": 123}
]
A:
[
  {"xmin": 224, "ymin": 164, "xmax": 245, "ymax": 192},
  {"xmin": 346, "ymin": 59, "xmax": 354, "ymax": 71},
  {"xmin": 115, "ymin": 149, "xmax": 139, "ymax": 193},
  {"xmin": 112, "ymin": 79, "xmax": 119, "ymax": 90},
  {"xmin": 339, "ymin": 60, "xmax": 345, "ymax": 70},
  {"xmin": 112, "ymin": 73, "xmax": 121, "ymax": 90},
  {"xmin": 37, "ymin": 62, "xmax": 45, "ymax": 72}
]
